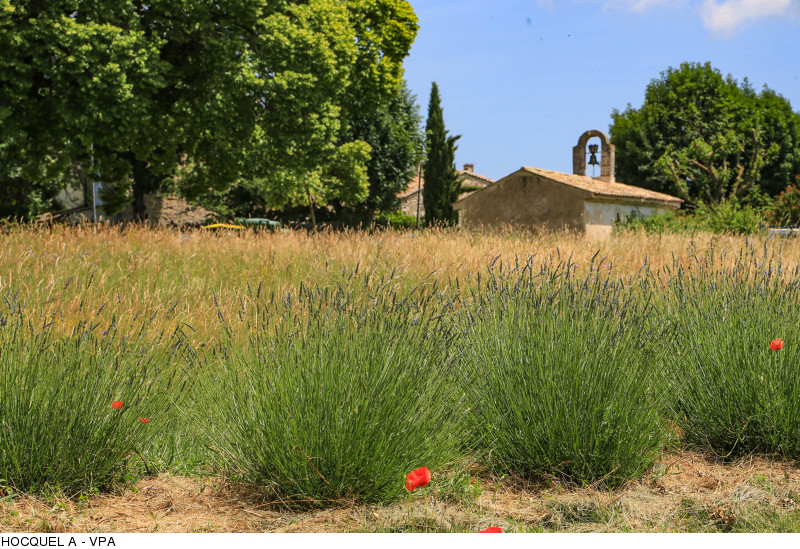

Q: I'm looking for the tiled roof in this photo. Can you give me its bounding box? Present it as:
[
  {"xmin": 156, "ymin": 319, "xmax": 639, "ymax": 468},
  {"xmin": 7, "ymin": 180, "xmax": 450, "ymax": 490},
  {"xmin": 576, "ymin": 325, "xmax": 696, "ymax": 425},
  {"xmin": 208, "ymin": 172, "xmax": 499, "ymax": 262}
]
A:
[
  {"xmin": 520, "ymin": 167, "xmax": 683, "ymax": 205},
  {"xmin": 458, "ymin": 169, "xmax": 494, "ymax": 185},
  {"xmin": 398, "ymin": 169, "xmax": 494, "ymax": 199},
  {"xmin": 399, "ymin": 175, "xmax": 424, "ymax": 199}
]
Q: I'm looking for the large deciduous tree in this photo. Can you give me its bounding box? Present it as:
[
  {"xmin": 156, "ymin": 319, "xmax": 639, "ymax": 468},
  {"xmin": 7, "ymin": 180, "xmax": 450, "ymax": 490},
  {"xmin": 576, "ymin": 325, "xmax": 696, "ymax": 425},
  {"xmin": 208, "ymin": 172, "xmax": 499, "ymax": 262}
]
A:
[
  {"xmin": 610, "ymin": 62, "xmax": 800, "ymax": 206},
  {"xmin": 0, "ymin": 0, "xmax": 418, "ymax": 220},
  {"xmin": 422, "ymin": 82, "xmax": 460, "ymax": 226},
  {"xmin": 241, "ymin": 0, "xmax": 418, "ymax": 229},
  {"xmin": 333, "ymin": 80, "xmax": 424, "ymax": 226},
  {"xmin": 0, "ymin": 0, "xmax": 165, "ymax": 217},
  {"xmin": 200, "ymin": 80, "xmax": 423, "ymax": 226}
]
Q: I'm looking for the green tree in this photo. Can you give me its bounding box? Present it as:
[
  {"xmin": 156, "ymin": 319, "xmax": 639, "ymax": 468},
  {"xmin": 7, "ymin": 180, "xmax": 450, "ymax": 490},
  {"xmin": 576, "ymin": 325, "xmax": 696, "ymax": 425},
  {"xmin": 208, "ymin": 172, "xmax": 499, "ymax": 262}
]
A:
[
  {"xmin": 610, "ymin": 62, "xmax": 800, "ymax": 206},
  {"xmin": 99, "ymin": 0, "xmax": 383, "ymax": 221},
  {"xmin": 422, "ymin": 82, "xmax": 460, "ymax": 226},
  {"xmin": 333, "ymin": 80, "xmax": 424, "ymax": 226},
  {"xmin": 0, "ymin": 0, "xmax": 418, "ymax": 221},
  {"xmin": 343, "ymin": 0, "xmax": 419, "ymax": 113},
  {"xmin": 0, "ymin": 0, "xmax": 165, "ymax": 218},
  {"xmin": 238, "ymin": 0, "xmax": 418, "ymax": 229},
  {"xmin": 755, "ymin": 89, "xmax": 800, "ymax": 197}
]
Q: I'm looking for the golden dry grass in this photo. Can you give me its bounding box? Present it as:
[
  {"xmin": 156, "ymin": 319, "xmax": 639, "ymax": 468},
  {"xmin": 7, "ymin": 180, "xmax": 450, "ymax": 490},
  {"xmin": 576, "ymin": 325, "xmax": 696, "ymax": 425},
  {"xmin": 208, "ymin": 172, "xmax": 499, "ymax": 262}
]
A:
[{"xmin": 2, "ymin": 223, "xmax": 798, "ymax": 340}]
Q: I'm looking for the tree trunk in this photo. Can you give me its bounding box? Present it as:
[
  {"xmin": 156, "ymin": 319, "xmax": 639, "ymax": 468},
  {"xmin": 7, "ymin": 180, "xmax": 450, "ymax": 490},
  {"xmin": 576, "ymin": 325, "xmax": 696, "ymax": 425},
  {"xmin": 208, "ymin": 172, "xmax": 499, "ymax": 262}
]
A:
[
  {"xmin": 130, "ymin": 158, "xmax": 160, "ymax": 221},
  {"xmin": 306, "ymin": 186, "xmax": 317, "ymax": 232}
]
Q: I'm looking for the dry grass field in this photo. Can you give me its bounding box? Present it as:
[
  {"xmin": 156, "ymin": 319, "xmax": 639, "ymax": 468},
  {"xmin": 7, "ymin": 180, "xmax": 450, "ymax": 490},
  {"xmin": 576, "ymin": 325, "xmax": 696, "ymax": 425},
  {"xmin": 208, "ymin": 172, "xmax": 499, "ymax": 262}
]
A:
[
  {"xmin": 1, "ymin": 223, "xmax": 795, "ymax": 340},
  {"xmin": 4, "ymin": 224, "xmax": 800, "ymax": 533}
]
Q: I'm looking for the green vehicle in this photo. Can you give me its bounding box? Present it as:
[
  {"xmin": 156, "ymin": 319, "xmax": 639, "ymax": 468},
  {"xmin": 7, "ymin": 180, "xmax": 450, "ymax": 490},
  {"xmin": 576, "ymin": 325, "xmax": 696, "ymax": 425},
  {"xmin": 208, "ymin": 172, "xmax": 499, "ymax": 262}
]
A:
[
  {"xmin": 235, "ymin": 218, "xmax": 281, "ymax": 231},
  {"xmin": 203, "ymin": 218, "xmax": 283, "ymax": 232}
]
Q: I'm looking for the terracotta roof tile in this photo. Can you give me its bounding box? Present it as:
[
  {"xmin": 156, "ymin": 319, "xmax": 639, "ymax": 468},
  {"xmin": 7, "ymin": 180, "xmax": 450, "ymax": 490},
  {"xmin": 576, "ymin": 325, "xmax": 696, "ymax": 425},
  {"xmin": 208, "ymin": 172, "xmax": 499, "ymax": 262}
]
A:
[
  {"xmin": 398, "ymin": 175, "xmax": 424, "ymax": 199},
  {"xmin": 521, "ymin": 167, "xmax": 683, "ymax": 205},
  {"xmin": 458, "ymin": 170, "xmax": 494, "ymax": 185},
  {"xmin": 398, "ymin": 168, "xmax": 494, "ymax": 200}
]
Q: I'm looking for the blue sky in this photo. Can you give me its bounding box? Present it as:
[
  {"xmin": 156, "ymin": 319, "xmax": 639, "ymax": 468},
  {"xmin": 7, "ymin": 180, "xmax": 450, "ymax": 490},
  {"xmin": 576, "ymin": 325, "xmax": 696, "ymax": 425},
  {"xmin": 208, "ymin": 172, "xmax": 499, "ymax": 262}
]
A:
[{"xmin": 402, "ymin": 0, "xmax": 800, "ymax": 181}]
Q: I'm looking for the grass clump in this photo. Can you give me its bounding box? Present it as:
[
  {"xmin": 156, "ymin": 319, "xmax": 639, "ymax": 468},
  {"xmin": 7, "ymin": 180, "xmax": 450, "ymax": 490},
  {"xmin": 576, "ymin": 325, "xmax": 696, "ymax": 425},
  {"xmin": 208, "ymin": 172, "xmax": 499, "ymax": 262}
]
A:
[
  {"xmin": 0, "ymin": 308, "xmax": 188, "ymax": 495},
  {"xmin": 205, "ymin": 280, "xmax": 470, "ymax": 507},
  {"xmin": 461, "ymin": 258, "xmax": 668, "ymax": 487},
  {"xmin": 665, "ymin": 244, "xmax": 800, "ymax": 458},
  {"xmin": 615, "ymin": 199, "xmax": 767, "ymax": 236}
]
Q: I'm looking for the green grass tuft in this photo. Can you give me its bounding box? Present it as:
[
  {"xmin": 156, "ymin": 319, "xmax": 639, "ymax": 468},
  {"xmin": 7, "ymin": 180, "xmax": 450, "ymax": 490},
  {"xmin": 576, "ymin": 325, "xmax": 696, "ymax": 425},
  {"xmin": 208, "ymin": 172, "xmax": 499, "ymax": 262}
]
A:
[
  {"xmin": 203, "ymin": 281, "xmax": 471, "ymax": 507},
  {"xmin": 0, "ymin": 311, "xmax": 189, "ymax": 495},
  {"xmin": 460, "ymin": 259, "xmax": 668, "ymax": 488}
]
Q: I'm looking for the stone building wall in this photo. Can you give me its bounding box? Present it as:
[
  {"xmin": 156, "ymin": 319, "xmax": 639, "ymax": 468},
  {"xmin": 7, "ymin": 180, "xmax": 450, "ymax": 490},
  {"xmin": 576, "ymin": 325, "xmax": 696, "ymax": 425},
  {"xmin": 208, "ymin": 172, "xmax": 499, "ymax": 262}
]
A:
[
  {"xmin": 583, "ymin": 201, "xmax": 669, "ymax": 239},
  {"xmin": 399, "ymin": 190, "xmax": 424, "ymax": 218},
  {"xmin": 397, "ymin": 164, "xmax": 493, "ymax": 220},
  {"xmin": 455, "ymin": 171, "xmax": 586, "ymax": 232}
]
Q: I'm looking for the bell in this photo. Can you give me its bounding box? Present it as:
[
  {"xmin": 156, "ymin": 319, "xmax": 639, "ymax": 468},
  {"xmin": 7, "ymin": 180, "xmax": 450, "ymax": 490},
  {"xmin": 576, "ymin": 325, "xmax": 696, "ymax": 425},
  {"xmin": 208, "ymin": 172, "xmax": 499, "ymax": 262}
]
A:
[{"xmin": 587, "ymin": 144, "xmax": 600, "ymax": 167}]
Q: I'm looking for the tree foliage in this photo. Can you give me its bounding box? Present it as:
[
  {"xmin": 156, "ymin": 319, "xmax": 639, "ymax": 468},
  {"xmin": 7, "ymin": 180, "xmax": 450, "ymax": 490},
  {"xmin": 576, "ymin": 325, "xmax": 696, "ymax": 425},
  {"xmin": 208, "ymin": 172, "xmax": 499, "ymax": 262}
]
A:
[
  {"xmin": 203, "ymin": 80, "xmax": 422, "ymax": 226},
  {"xmin": 0, "ymin": 0, "xmax": 418, "ymax": 219},
  {"xmin": 0, "ymin": 0, "xmax": 166, "ymax": 217},
  {"xmin": 422, "ymin": 82, "xmax": 460, "ymax": 226},
  {"xmin": 333, "ymin": 80, "xmax": 424, "ymax": 226},
  {"xmin": 610, "ymin": 62, "xmax": 800, "ymax": 205},
  {"xmin": 768, "ymin": 177, "xmax": 800, "ymax": 226}
]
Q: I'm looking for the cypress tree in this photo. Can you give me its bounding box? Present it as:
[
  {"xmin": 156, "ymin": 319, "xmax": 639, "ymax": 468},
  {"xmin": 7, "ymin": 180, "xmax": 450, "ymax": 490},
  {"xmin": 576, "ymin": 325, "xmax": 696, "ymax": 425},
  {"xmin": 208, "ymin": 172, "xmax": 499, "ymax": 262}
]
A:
[{"xmin": 422, "ymin": 82, "xmax": 461, "ymax": 226}]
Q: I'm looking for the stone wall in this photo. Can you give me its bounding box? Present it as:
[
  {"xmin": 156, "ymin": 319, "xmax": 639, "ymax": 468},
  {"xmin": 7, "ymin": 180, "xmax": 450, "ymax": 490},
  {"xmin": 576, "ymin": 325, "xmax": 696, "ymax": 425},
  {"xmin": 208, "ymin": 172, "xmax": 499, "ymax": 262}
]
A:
[
  {"xmin": 66, "ymin": 193, "xmax": 213, "ymax": 227},
  {"xmin": 583, "ymin": 201, "xmax": 668, "ymax": 239},
  {"xmin": 140, "ymin": 193, "xmax": 214, "ymax": 226},
  {"xmin": 455, "ymin": 171, "xmax": 586, "ymax": 232},
  {"xmin": 400, "ymin": 190, "xmax": 424, "ymax": 218}
]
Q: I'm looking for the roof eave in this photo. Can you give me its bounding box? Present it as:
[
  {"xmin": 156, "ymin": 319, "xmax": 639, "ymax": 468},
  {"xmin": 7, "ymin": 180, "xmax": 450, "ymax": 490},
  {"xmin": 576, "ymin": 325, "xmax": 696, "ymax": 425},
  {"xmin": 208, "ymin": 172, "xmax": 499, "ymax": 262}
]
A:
[
  {"xmin": 522, "ymin": 166, "xmax": 683, "ymax": 207},
  {"xmin": 584, "ymin": 195, "xmax": 683, "ymax": 209}
]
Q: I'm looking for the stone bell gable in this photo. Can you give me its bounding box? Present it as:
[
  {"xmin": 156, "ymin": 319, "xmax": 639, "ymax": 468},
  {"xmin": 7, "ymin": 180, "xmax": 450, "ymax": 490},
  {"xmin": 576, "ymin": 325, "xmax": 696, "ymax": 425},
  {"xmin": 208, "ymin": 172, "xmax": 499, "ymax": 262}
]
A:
[{"xmin": 572, "ymin": 130, "xmax": 615, "ymax": 183}]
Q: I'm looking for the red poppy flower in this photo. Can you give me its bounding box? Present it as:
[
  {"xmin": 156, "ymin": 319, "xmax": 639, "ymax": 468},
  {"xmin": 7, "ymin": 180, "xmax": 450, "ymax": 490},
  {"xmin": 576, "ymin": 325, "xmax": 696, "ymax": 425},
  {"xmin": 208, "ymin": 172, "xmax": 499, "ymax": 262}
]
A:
[
  {"xmin": 110, "ymin": 401, "xmax": 123, "ymax": 410},
  {"xmin": 405, "ymin": 466, "xmax": 431, "ymax": 491},
  {"xmin": 139, "ymin": 417, "xmax": 150, "ymax": 424},
  {"xmin": 770, "ymin": 339, "xmax": 784, "ymax": 351},
  {"xmin": 479, "ymin": 527, "xmax": 502, "ymax": 533}
]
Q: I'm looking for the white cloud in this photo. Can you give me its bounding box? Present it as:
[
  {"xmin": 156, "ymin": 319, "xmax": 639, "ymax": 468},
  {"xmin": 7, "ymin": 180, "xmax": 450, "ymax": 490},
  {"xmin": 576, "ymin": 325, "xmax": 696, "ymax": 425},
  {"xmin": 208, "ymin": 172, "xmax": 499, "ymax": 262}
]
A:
[
  {"xmin": 624, "ymin": 0, "xmax": 676, "ymax": 12},
  {"xmin": 700, "ymin": 0, "xmax": 800, "ymax": 34},
  {"xmin": 594, "ymin": 0, "xmax": 687, "ymax": 12},
  {"xmin": 587, "ymin": 0, "xmax": 799, "ymax": 35}
]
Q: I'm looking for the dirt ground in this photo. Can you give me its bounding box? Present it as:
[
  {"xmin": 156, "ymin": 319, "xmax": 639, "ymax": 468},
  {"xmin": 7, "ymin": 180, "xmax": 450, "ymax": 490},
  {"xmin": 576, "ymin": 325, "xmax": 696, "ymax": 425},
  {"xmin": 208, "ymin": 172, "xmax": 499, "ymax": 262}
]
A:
[{"xmin": 3, "ymin": 451, "xmax": 800, "ymax": 533}]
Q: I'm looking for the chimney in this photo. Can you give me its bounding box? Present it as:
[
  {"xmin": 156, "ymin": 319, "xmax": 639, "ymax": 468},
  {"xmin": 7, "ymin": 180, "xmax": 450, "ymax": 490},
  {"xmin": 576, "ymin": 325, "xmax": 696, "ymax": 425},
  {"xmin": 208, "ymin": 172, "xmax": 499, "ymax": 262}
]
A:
[{"xmin": 463, "ymin": 163, "xmax": 474, "ymax": 173}]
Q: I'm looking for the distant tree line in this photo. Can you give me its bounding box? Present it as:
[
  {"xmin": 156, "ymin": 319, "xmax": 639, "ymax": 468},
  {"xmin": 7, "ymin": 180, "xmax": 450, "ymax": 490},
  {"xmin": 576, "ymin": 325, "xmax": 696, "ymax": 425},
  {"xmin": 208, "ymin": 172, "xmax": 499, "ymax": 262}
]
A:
[{"xmin": 12, "ymin": 9, "xmax": 789, "ymax": 233}]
